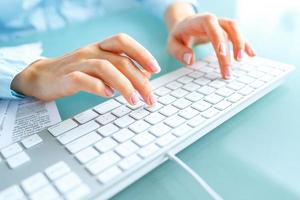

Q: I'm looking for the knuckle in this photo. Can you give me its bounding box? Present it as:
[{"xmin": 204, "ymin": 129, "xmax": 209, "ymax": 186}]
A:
[
  {"xmin": 118, "ymin": 57, "xmax": 133, "ymax": 67},
  {"xmin": 227, "ymin": 19, "xmax": 237, "ymax": 28},
  {"xmin": 74, "ymin": 47, "xmax": 91, "ymax": 58},
  {"xmin": 202, "ymin": 12, "xmax": 217, "ymax": 22},
  {"xmin": 69, "ymin": 71, "xmax": 82, "ymax": 84},
  {"xmin": 114, "ymin": 33, "xmax": 130, "ymax": 45}
]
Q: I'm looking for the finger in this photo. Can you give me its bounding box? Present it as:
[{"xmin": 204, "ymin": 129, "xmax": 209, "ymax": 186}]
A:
[
  {"xmin": 167, "ymin": 36, "xmax": 195, "ymax": 65},
  {"xmin": 219, "ymin": 19, "xmax": 245, "ymax": 61},
  {"xmin": 77, "ymin": 59, "xmax": 143, "ymax": 105},
  {"xmin": 245, "ymin": 41, "xmax": 256, "ymax": 57},
  {"xmin": 63, "ymin": 71, "xmax": 114, "ymax": 97},
  {"xmin": 99, "ymin": 33, "xmax": 161, "ymax": 73},
  {"xmin": 202, "ymin": 15, "xmax": 231, "ymax": 79}
]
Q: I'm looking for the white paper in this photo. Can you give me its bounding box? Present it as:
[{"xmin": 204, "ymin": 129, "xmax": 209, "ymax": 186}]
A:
[{"xmin": 0, "ymin": 99, "xmax": 61, "ymax": 149}]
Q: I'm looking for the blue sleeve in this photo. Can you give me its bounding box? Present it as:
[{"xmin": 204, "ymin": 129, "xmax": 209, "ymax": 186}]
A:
[
  {"xmin": 140, "ymin": 0, "xmax": 199, "ymax": 19},
  {"xmin": 0, "ymin": 43, "xmax": 43, "ymax": 100}
]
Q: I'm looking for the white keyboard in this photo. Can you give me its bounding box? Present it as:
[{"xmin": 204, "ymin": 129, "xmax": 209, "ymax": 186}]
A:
[{"xmin": 0, "ymin": 55, "xmax": 294, "ymax": 200}]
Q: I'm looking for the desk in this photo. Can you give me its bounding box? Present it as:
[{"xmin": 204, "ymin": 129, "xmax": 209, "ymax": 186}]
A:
[{"xmin": 1, "ymin": 1, "xmax": 299, "ymax": 199}]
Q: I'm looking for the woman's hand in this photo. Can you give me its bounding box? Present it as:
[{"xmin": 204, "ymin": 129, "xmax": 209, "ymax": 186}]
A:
[
  {"xmin": 11, "ymin": 33, "xmax": 160, "ymax": 105},
  {"xmin": 165, "ymin": 3, "xmax": 256, "ymax": 79}
]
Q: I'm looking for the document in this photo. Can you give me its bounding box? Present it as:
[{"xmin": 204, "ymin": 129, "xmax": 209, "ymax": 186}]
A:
[{"xmin": 0, "ymin": 99, "xmax": 61, "ymax": 149}]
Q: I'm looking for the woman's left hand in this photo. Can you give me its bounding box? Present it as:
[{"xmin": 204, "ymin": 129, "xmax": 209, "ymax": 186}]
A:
[{"xmin": 165, "ymin": 3, "xmax": 256, "ymax": 79}]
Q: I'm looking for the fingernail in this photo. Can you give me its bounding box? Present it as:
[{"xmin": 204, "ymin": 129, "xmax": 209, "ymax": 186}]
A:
[
  {"xmin": 251, "ymin": 48, "xmax": 256, "ymax": 56},
  {"xmin": 148, "ymin": 59, "xmax": 161, "ymax": 73},
  {"xmin": 225, "ymin": 67, "xmax": 232, "ymax": 79},
  {"xmin": 104, "ymin": 86, "xmax": 115, "ymax": 97},
  {"xmin": 219, "ymin": 42, "xmax": 227, "ymax": 56},
  {"xmin": 129, "ymin": 92, "xmax": 139, "ymax": 105},
  {"xmin": 183, "ymin": 53, "xmax": 192, "ymax": 65},
  {"xmin": 147, "ymin": 93, "xmax": 156, "ymax": 106},
  {"xmin": 237, "ymin": 50, "xmax": 243, "ymax": 61}
]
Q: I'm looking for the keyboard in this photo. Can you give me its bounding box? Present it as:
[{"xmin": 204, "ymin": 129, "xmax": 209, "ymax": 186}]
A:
[{"xmin": 0, "ymin": 55, "xmax": 294, "ymax": 200}]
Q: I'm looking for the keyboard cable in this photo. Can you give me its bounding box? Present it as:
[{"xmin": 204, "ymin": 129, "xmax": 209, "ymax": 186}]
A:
[{"xmin": 167, "ymin": 153, "xmax": 223, "ymax": 200}]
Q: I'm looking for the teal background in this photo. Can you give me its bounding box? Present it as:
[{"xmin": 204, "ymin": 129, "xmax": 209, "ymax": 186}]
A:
[{"xmin": 1, "ymin": 0, "xmax": 299, "ymax": 199}]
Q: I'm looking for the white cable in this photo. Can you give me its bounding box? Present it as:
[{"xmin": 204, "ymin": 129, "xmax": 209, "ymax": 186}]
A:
[{"xmin": 167, "ymin": 153, "xmax": 223, "ymax": 200}]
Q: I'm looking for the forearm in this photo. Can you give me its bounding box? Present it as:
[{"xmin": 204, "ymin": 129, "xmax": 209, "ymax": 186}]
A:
[{"xmin": 164, "ymin": 2, "xmax": 196, "ymax": 31}]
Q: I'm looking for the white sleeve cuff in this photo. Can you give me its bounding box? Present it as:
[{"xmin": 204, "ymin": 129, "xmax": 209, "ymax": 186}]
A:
[{"xmin": 142, "ymin": 0, "xmax": 199, "ymax": 19}]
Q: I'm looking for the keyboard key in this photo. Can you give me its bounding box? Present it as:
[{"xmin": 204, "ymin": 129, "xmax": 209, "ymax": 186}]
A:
[
  {"xmin": 21, "ymin": 134, "xmax": 42, "ymax": 149},
  {"xmin": 156, "ymin": 133, "xmax": 176, "ymax": 147},
  {"xmin": 112, "ymin": 106, "xmax": 131, "ymax": 117},
  {"xmin": 198, "ymin": 85, "xmax": 216, "ymax": 95},
  {"xmin": 74, "ymin": 109, "xmax": 98, "ymax": 124},
  {"xmin": 173, "ymin": 98, "xmax": 192, "ymax": 109},
  {"xmin": 149, "ymin": 123, "xmax": 171, "ymax": 137},
  {"xmin": 145, "ymin": 103, "xmax": 163, "ymax": 112},
  {"xmin": 238, "ymin": 86, "xmax": 254, "ymax": 96},
  {"xmin": 166, "ymin": 81, "xmax": 183, "ymax": 90},
  {"xmin": 170, "ymin": 88, "xmax": 189, "ymax": 98},
  {"xmin": 75, "ymin": 147, "xmax": 99, "ymax": 164},
  {"xmin": 188, "ymin": 115, "xmax": 206, "ymax": 127},
  {"xmin": 96, "ymin": 113, "xmax": 117, "ymax": 125},
  {"xmin": 178, "ymin": 107, "xmax": 199, "ymax": 119},
  {"xmin": 237, "ymin": 75, "xmax": 255, "ymax": 84},
  {"xmin": 227, "ymin": 93, "xmax": 243, "ymax": 103},
  {"xmin": 215, "ymin": 101, "xmax": 232, "ymax": 111},
  {"xmin": 216, "ymin": 87, "xmax": 234, "ymax": 97},
  {"xmin": 204, "ymin": 93, "xmax": 224, "ymax": 104},
  {"xmin": 182, "ymin": 82, "xmax": 200, "ymax": 92},
  {"xmin": 0, "ymin": 185, "xmax": 25, "ymax": 200},
  {"xmin": 130, "ymin": 108, "xmax": 150, "ymax": 120},
  {"xmin": 132, "ymin": 132, "xmax": 156, "ymax": 147},
  {"xmin": 1, "ymin": 143, "xmax": 23, "ymax": 158},
  {"xmin": 194, "ymin": 77, "xmax": 211, "ymax": 85},
  {"xmin": 55, "ymin": 172, "xmax": 82, "ymax": 193},
  {"xmin": 159, "ymin": 105, "xmax": 178, "ymax": 116},
  {"xmin": 48, "ymin": 119, "xmax": 78, "ymax": 137},
  {"xmin": 98, "ymin": 166, "xmax": 122, "ymax": 184},
  {"xmin": 119, "ymin": 154, "xmax": 142, "ymax": 170},
  {"xmin": 94, "ymin": 137, "xmax": 118, "ymax": 153},
  {"xmin": 30, "ymin": 185, "xmax": 59, "ymax": 200},
  {"xmin": 154, "ymin": 87, "xmax": 171, "ymax": 96},
  {"xmin": 177, "ymin": 76, "xmax": 193, "ymax": 84},
  {"xmin": 97, "ymin": 123, "xmax": 119, "ymax": 137},
  {"xmin": 115, "ymin": 141, "xmax": 139, "ymax": 157},
  {"xmin": 248, "ymin": 70, "xmax": 265, "ymax": 78},
  {"xmin": 7, "ymin": 152, "xmax": 30, "ymax": 169},
  {"xmin": 164, "ymin": 115, "xmax": 186, "ymax": 128},
  {"xmin": 172, "ymin": 124, "xmax": 192, "ymax": 137},
  {"xmin": 115, "ymin": 96, "xmax": 127, "ymax": 104},
  {"xmin": 114, "ymin": 115, "xmax": 135, "ymax": 128},
  {"xmin": 129, "ymin": 120, "xmax": 151, "ymax": 133},
  {"xmin": 260, "ymin": 74, "xmax": 273, "ymax": 82},
  {"xmin": 93, "ymin": 99, "xmax": 121, "ymax": 114},
  {"xmin": 138, "ymin": 143, "xmax": 160, "ymax": 158},
  {"xmin": 202, "ymin": 108, "xmax": 219, "ymax": 119},
  {"xmin": 250, "ymin": 80, "xmax": 264, "ymax": 89},
  {"xmin": 127, "ymin": 100, "xmax": 144, "ymax": 110},
  {"xmin": 86, "ymin": 151, "xmax": 121, "ymax": 175},
  {"xmin": 113, "ymin": 129, "xmax": 135, "ymax": 142},
  {"xmin": 188, "ymin": 71, "xmax": 204, "ymax": 79},
  {"xmin": 192, "ymin": 100, "xmax": 211, "ymax": 112},
  {"xmin": 65, "ymin": 184, "xmax": 90, "ymax": 200},
  {"xmin": 158, "ymin": 95, "xmax": 177, "ymax": 105},
  {"xmin": 185, "ymin": 92, "xmax": 204, "ymax": 102},
  {"xmin": 45, "ymin": 161, "xmax": 71, "ymax": 181},
  {"xmin": 227, "ymin": 81, "xmax": 245, "ymax": 91},
  {"xmin": 21, "ymin": 173, "xmax": 49, "ymax": 194},
  {"xmin": 144, "ymin": 112, "xmax": 165, "ymax": 125},
  {"xmin": 209, "ymin": 80, "xmax": 227, "ymax": 89},
  {"xmin": 57, "ymin": 121, "xmax": 100, "ymax": 145},
  {"xmin": 65, "ymin": 131, "xmax": 102, "ymax": 154}
]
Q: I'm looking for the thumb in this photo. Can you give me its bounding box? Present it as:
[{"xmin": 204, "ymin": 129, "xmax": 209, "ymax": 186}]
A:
[{"xmin": 167, "ymin": 36, "xmax": 195, "ymax": 65}]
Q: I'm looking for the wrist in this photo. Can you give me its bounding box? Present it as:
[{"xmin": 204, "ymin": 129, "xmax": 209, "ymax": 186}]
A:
[{"xmin": 164, "ymin": 2, "xmax": 196, "ymax": 31}]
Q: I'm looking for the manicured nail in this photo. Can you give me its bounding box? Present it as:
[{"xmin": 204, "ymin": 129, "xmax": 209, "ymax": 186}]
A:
[
  {"xmin": 224, "ymin": 67, "xmax": 232, "ymax": 79},
  {"xmin": 147, "ymin": 93, "xmax": 156, "ymax": 106},
  {"xmin": 129, "ymin": 92, "xmax": 139, "ymax": 105},
  {"xmin": 219, "ymin": 42, "xmax": 227, "ymax": 56},
  {"xmin": 251, "ymin": 48, "xmax": 256, "ymax": 56},
  {"xmin": 237, "ymin": 50, "xmax": 244, "ymax": 61},
  {"xmin": 148, "ymin": 59, "xmax": 161, "ymax": 73},
  {"xmin": 104, "ymin": 86, "xmax": 115, "ymax": 97},
  {"xmin": 183, "ymin": 53, "xmax": 192, "ymax": 65}
]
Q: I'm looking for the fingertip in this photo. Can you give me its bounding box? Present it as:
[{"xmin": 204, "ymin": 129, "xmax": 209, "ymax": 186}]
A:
[{"xmin": 183, "ymin": 52, "xmax": 193, "ymax": 65}]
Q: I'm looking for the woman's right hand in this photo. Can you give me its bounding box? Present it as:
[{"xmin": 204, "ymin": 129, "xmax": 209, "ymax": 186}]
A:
[{"xmin": 11, "ymin": 33, "xmax": 161, "ymax": 106}]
